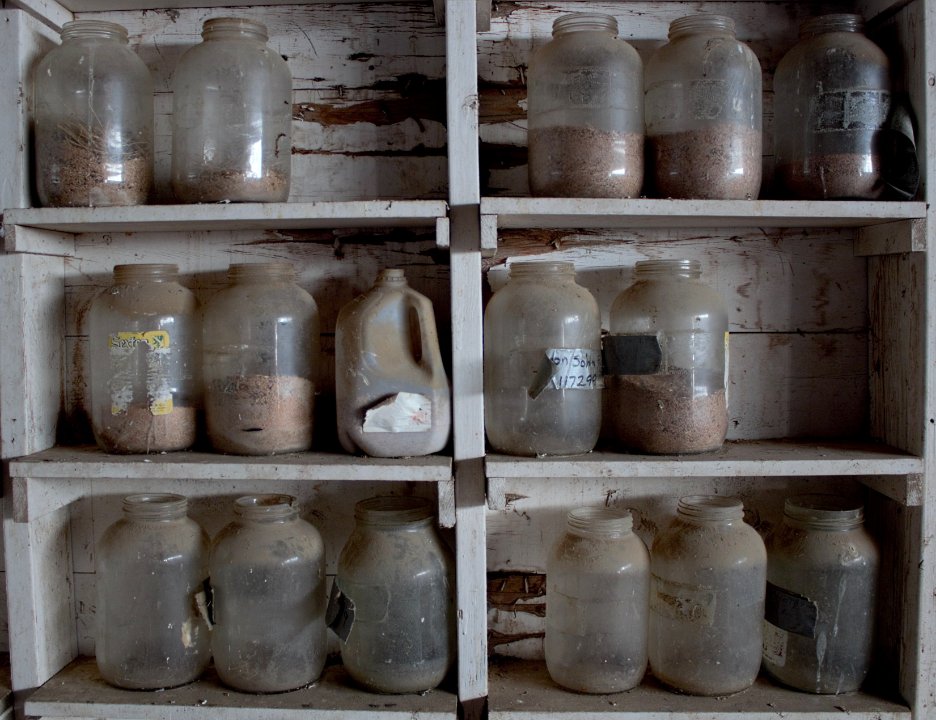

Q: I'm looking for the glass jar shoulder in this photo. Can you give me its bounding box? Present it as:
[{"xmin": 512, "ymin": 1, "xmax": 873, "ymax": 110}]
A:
[
  {"xmin": 212, "ymin": 518, "xmax": 324, "ymax": 566},
  {"xmin": 551, "ymin": 532, "xmax": 649, "ymax": 574},
  {"xmin": 339, "ymin": 525, "xmax": 452, "ymax": 580},
  {"xmin": 100, "ymin": 517, "xmax": 208, "ymax": 562},
  {"xmin": 486, "ymin": 279, "xmax": 599, "ymax": 324},
  {"xmin": 532, "ymin": 32, "xmax": 640, "ymax": 71},
  {"xmin": 610, "ymin": 279, "xmax": 727, "ymax": 332},
  {"xmin": 204, "ymin": 282, "xmax": 316, "ymax": 321},
  {"xmin": 770, "ymin": 524, "xmax": 879, "ymax": 569},
  {"xmin": 777, "ymin": 31, "xmax": 888, "ymax": 83},
  {"xmin": 653, "ymin": 519, "xmax": 766, "ymax": 570},
  {"xmin": 647, "ymin": 33, "xmax": 758, "ymax": 78},
  {"xmin": 175, "ymin": 40, "xmax": 289, "ymax": 82},
  {"xmin": 91, "ymin": 282, "xmax": 198, "ymax": 318}
]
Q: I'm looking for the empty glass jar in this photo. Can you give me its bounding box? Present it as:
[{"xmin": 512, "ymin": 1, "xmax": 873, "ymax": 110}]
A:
[
  {"xmin": 645, "ymin": 15, "xmax": 762, "ymax": 199},
  {"xmin": 34, "ymin": 20, "xmax": 153, "ymax": 207},
  {"xmin": 88, "ymin": 264, "xmax": 200, "ymax": 453},
  {"xmin": 527, "ymin": 13, "xmax": 644, "ymax": 197},
  {"xmin": 330, "ymin": 496, "xmax": 455, "ymax": 693},
  {"xmin": 96, "ymin": 494, "xmax": 210, "ymax": 689},
  {"xmin": 484, "ymin": 261, "xmax": 602, "ymax": 456},
  {"xmin": 649, "ymin": 496, "xmax": 766, "ymax": 696},
  {"xmin": 202, "ymin": 263, "xmax": 319, "ymax": 455},
  {"xmin": 545, "ymin": 507, "xmax": 649, "ymax": 693},
  {"xmin": 210, "ymin": 495, "xmax": 327, "ymax": 692},
  {"xmin": 171, "ymin": 17, "xmax": 292, "ymax": 202},
  {"xmin": 608, "ymin": 259, "xmax": 728, "ymax": 454},
  {"xmin": 763, "ymin": 494, "xmax": 879, "ymax": 694}
]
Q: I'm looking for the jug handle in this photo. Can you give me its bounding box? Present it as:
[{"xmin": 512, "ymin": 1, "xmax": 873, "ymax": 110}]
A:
[{"xmin": 407, "ymin": 295, "xmax": 437, "ymax": 376}]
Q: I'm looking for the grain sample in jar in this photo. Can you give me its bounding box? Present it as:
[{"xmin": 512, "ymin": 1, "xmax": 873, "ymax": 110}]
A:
[
  {"xmin": 171, "ymin": 17, "xmax": 292, "ymax": 202},
  {"xmin": 763, "ymin": 494, "xmax": 879, "ymax": 694},
  {"xmin": 649, "ymin": 495, "xmax": 766, "ymax": 696},
  {"xmin": 202, "ymin": 263, "xmax": 319, "ymax": 455},
  {"xmin": 88, "ymin": 264, "xmax": 200, "ymax": 453},
  {"xmin": 484, "ymin": 261, "xmax": 602, "ymax": 456},
  {"xmin": 34, "ymin": 20, "xmax": 153, "ymax": 207},
  {"xmin": 330, "ymin": 496, "xmax": 455, "ymax": 693},
  {"xmin": 546, "ymin": 507, "xmax": 649, "ymax": 693},
  {"xmin": 335, "ymin": 269, "xmax": 450, "ymax": 457},
  {"xmin": 607, "ymin": 259, "xmax": 728, "ymax": 454},
  {"xmin": 774, "ymin": 14, "xmax": 890, "ymax": 199},
  {"xmin": 527, "ymin": 13, "xmax": 644, "ymax": 198},
  {"xmin": 96, "ymin": 494, "xmax": 210, "ymax": 689},
  {"xmin": 645, "ymin": 15, "xmax": 762, "ymax": 199},
  {"xmin": 210, "ymin": 495, "xmax": 327, "ymax": 693}
]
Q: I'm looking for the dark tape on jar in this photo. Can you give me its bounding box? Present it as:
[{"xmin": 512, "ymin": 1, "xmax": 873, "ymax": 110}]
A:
[
  {"xmin": 326, "ymin": 581, "xmax": 356, "ymax": 642},
  {"xmin": 602, "ymin": 335, "xmax": 663, "ymax": 376},
  {"xmin": 194, "ymin": 577, "xmax": 214, "ymax": 628},
  {"xmin": 765, "ymin": 580, "xmax": 818, "ymax": 638}
]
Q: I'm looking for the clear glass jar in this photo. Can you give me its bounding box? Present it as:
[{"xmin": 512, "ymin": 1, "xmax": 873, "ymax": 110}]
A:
[
  {"xmin": 774, "ymin": 14, "xmax": 890, "ymax": 199},
  {"xmin": 607, "ymin": 259, "xmax": 728, "ymax": 454},
  {"xmin": 527, "ymin": 13, "xmax": 644, "ymax": 198},
  {"xmin": 763, "ymin": 494, "xmax": 879, "ymax": 694},
  {"xmin": 96, "ymin": 494, "xmax": 210, "ymax": 689},
  {"xmin": 335, "ymin": 269, "xmax": 450, "ymax": 457},
  {"xmin": 545, "ymin": 507, "xmax": 649, "ymax": 693},
  {"xmin": 331, "ymin": 496, "xmax": 455, "ymax": 693},
  {"xmin": 88, "ymin": 264, "xmax": 200, "ymax": 453},
  {"xmin": 210, "ymin": 494, "xmax": 327, "ymax": 693},
  {"xmin": 483, "ymin": 261, "xmax": 602, "ymax": 456},
  {"xmin": 34, "ymin": 20, "xmax": 153, "ymax": 207},
  {"xmin": 202, "ymin": 263, "xmax": 319, "ymax": 455},
  {"xmin": 649, "ymin": 496, "xmax": 766, "ymax": 696},
  {"xmin": 171, "ymin": 17, "xmax": 292, "ymax": 203},
  {"xmin": 645, "ymin": 15, "xmax": 762, "ymax": 199}
]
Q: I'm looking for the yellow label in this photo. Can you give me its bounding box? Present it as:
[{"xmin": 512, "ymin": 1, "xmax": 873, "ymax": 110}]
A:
[
  {"xmin": 109, "ymin": 330, "xmax": 171, "ymax": 351},
  {"xmin": 149, "ymin": 396, "xmax": 174, "ymax": 416}
]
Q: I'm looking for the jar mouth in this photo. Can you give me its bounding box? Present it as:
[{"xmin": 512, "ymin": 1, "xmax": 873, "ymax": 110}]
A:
[
  {"xmin": 669, "ymin": 14, "xmax": 736, "ymax": 39},
  {"xmin": 784, "ymin": 493, "xmax": 864, "ymax": 530},
  {"xmin": 122, "ymin": 493, "xmax": 187, "ymax": 518},
  {"xmin": 61, "ymin": 19, "xmax": 129, "ymax": 41},
  {"xmin": 800, "ymin": 13, "xmax": 864, "ymax": 37},
  {"xmin": 552, "ymin": 13, "xmax": 619, "ymax": 37},
  {"xmin": 567, "ymin": 506, "xmax": 633, "ymax": 536},
  {"xmin": 354, "ymin": 496, "xmax": 434, "ymax": 525},
  {"xmin": 509, "ymin": 260, "xmax": 575, "ymax": 277},
  {"xmin": 635, "ymin": 258, "xmax": 701, "ymax": 278},
  {"xmin": 677, "ymin": 495, "xmax": 744, "ymax": 521},
  {"xmin": 234, "ymin": 493, "xmax": 298, "ymax": 519},
  {"xmin": 113, "ymin": 263, "xmax": 179, "ymax": 282},
  {"xmin": 228, "ymin": 262, "xmax": 296, "ymax": 282},
  {"xmin": 202, "ymin": 17, "xmax": 269, "ymax": 40}
]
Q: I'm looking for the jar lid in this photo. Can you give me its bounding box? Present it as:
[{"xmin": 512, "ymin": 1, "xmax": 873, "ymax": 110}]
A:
[
  {"xmin": 376, "ymin": 268, "xmax": 407, "ymax": 284},
  {"xmin": 567, "ymin": 506, "xmax": 633, "ymax": 536},
  {"xmin": 234, "ymin": 494, "xmax": 298, "ymax": 520},
  {"xmin": 677, "ymin": 495, "xmax": 744, "ymax": 521},
  {"xmin": 354, "ymin": 495, "xmax": 434, "ymax": 525},
  {"xmin": 122, "ymin": 493, "xmax": 187, "ymax": 519},
  {"xmin": 669, "ymin": 14, "xmax": 736, "ymax": 39},
  {"xmin": 784, "ymin": 494, "xmax": 864, "ymax": 530},
  {"xmin": 552, "ymin": 13, "xmax": 619, "ymax": 37}
]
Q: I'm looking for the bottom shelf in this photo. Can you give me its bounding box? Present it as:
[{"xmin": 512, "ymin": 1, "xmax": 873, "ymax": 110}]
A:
[
  {"xmin": 488, "ymin": 658, "xmax": 910, "ymax": 719},
  {"xmin": 25, "ymin": 657, "xmax": 457, "ymax": 719}
]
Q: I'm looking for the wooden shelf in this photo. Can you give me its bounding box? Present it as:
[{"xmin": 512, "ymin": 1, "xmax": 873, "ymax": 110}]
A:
[{"xmin": 25, "ymin": 657, "xmax": 456, "ymax": 720}]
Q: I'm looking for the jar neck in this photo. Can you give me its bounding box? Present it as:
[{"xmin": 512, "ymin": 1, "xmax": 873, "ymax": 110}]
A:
[
  {"xmin": 354, "ymin": 496, "xmax": 434, "ymax": 528},
  {"xmin": 553, "ymin": 13, "xmax": 618, "ymax": 37},
  {"xmin": 509, "ymin": 260, "xmax": 575, "ymax": 281},
  {"xmin": 228, "ymin": 262, "xmax": 296, "ymax": 284},
  {"xmin": 669, "ymin": 14, "xmax": 736, "ymax": 40},
  {"xmin": 635, "ymin": 258, "xmax": 701, "ymax": 280},
  {"xmin": 234, "ymin": 494, "xmax": 299, "ymax": 522},
  {"xmin": 784, "ymin": 494, "xmax": 864, "ymax": 531},
  {"xmin": 113, "ymin": 263, "xmax": 179, "ymax": 283},
  {"xmin": 375, "ymin": 268, "xmax": 408, "ymax": 287},
  {"xmin": 122, "ymin": 493, "xmax": 187, "ymax": 520},
  {"xmin": 202, "ymin": 17, "xmax": 269, "ymax": 42},
  {"xmin": 677, "ymin": 495, "xmax": 744, "ymax": 524},
  {"xmin": 800, "ymin": 13, "xmax": 864, "ymax": 38},
  {"xmin": 567, "ymin": 507, "xmax": 633, "ymax": 538},
  {"xmin": 61, "ymin": 19, "xmax": 129, "ymax": 43}
]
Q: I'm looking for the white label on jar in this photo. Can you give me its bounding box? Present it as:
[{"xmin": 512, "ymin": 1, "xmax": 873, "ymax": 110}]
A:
[
  {"xmin": 763, "ymin": 620, "xmax": 789, "ymax": 667},
  {"xmin": 362, "ymin": 392, "xmax": 432, "ymax": 433},
  {"xmin": 689, "ymin": 79, "xmax": 729, "ymax": 121},
  {"xmin": 813, "ymin": 89, "xmax": 890, "ymax": 132},
  {"xmin": 644, "ymin": 79, "xmax": 730, "ymax": 123},
  {"xmin": 558, "ymin": 69, "xmax": 611, "ymax": 107},
  {"xmin": 650, "ymin": 575, "xmax": 717, "ymax": 626},
  {"xmin": 108, "ymin": 330, "xmax": 173, "ymax": 415}
]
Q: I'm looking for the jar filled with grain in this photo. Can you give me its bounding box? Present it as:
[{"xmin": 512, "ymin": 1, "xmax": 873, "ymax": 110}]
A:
[
  {"xmin": 96, "ymin": 494, "xmax": 210, "ymax": 689},
  {"xmin": 210, "ymin": 494, "xmax": 327, "ymax": 693},
  {"xmin": 484, "ymin": 261, "xmax": 602, "ymax": 456},
  {"xmin": 645, "ymin": 14, "xmax": 762, "ymax": 199},
  {"xmin": 763, "ymin": 494, "xmax": 879, "ymax": 694},
  {"xmin": 546, "ymin": 507, "xmax": 649, "ymax": 693},
  {"xmin": 649, "ymin": 495, "xmax": 766, "ymax": 696},
  {"xmin": 607, "ymin": 259, "xmax": 728, "ymax": 454},
  {"xmin": 202, "ymin": 263, "xmax": 319, "ymax": 455},
  {"xmin": 171, "ymin": 17, "xmax": 292, "ymax": 202},
  {"xmin": 774, "ymin": 14, "xmax": 890, "ymax": 199},
  {"xmin": 330, "ymin": 496, "xmax": 455, "ymax": 693},
  {"xmin": 527, "ymin": 13, "xmax": 644, "ymax": 198},
  {"xmin": 35, "ymin": 20, "xmax": 153, "ymax": 207},
  {"xmin": 88, "ymin": 264, "xmax": 200, "ymax": 454}
]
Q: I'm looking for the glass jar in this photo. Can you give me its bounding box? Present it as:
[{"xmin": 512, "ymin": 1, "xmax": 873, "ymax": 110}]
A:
[
  {"xmin": 545, "ymin": 507, "xmax": 649, "ymax": 693},
  {"xmin": 645, "ymin": 15, "xmax": 762, "ymax": 199},
  {"xmin": 527, "ymin": 13, "xmax": 644, "ymax": 198},
  {"xmin": 607, "ymin": 259, "xmax": 728, "ymax": 454},
  {"xmin": 34, "ymin": 20, "xmax": 153, "ymax": 207},
  {"xmin": 88, "ymin": 264, "xmax": 200, "ymax": 453},
  {"xmin": 210, "ymin": 494, "xmax": 327, "ymax": 693},
  {"xmin": 763, "ymin": 494, "xmax": 879, "ymax": 694},
  {"xmin": 96, "ymin": 494, "xmax": 210, "ymax": 689},
  {"xmin": 649, "ymin": 496, "xmax": 766, "ymax": 696},
  {"xmin": 330, "ymin": 496, "xmax": 455, "ymax": 693},
  {"xmin": 202, "ymin": 263, "xmax": 319, "ymax": 455},
  {"xmin": 171, "ymin": 17, "xmax": 292, "ymax": 203},
  {"xmin": 483, "ymin": 261, "xmax": 602, "ymax": 456},
  {"xmin": 774, "ymin": 14, "xmax": 890, "ymax": 199}
]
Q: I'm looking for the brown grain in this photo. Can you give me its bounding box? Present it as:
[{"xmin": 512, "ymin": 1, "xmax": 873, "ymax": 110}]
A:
[
  {"xmin": 777, "ymin": 153, "xmax": 883, "ymax": 199},
  {"xmin": 174, "ymin": 169, "xmax": 289, "ymax": 203},
  {"xmin": 97, "ymin": 404, "xmax": 196, "ymax": 454}
]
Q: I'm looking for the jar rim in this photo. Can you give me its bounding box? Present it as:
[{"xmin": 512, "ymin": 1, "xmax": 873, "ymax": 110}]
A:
[
  {"xmin": 234, "ymin": 493, "xmax": 298, "ymax": 519},
  {"xmin": 202, "ymin": 17, "xmax": 269, "ymax": 40},
  {"xmin": 122, "ymin": 493, "xmax": 187, "ymax": 518},
  {"xmin": 567, "ymin": 506, "xmax": 633, "ymax": 536},
  {"xmin": 800, "ymin": 13, "xmax": 864, "ymax": 37},
  {"xmin": 61, "ymin": 19, "xmax": 130, "ymax": 41},
  {"xmin": 635, "ymin": 258, "xmax": 702, "ymax": 277},
  {"xmin": 677, "ymin": 495, "xmax": 744, "ymax": 521},
  {"xmin": 354, "ymin": 495, "xmax": 434, "ymax": 525},
  {"xmin": 113, "ymin": 263, "xmax": 179, "ymax": 281},
  {"xmin": 669, "ymin": 14, "xmax": 736, "ymax": 39},
  {"xmin": 784, "ymin": 493, "xmax": 864, "ymax": 529},
  {"xmin": 553, "ymin": 13, "xmax": 619, "ymax": 37},
  {"xmin": 509, "ymin": 260, "xmax": 575, "ymax": 276}
]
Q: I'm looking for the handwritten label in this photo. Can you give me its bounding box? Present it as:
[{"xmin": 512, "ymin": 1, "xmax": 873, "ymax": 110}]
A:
[
  {"xmin": 529, "ymin": 348, "xmax": 603, "ymax": 399},
  {"xmin": 651, "ymin": 575, "xmax": 717, "ymax": 626},
  {"xmin": 763, "ymin": 620, "xmax": 788, "ymax": 667}
]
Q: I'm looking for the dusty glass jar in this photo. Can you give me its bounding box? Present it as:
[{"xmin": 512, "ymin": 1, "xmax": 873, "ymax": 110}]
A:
[
  {"xmin": 527, "ymin": 13, "xmax": 644, "ymax": 198},
  {"xmin": 607, "ymin": 259, "xmax": 728, "ymax": 454},
  {"xmin": 774, "ymin": 14, "xmax": 890, "ymax": 199},
  {"xmin": 763, "ymin": 494, "xmax": 879, "ymax": 694},
  {"xmin": 210, "ymin": 494, "xmax": 327, "ymax": 693},
  {"xmin": 335, "ymin": 269, "xmax": 450, "ymax": 457},
  {"xmin": 484, "ymin": 261, "xmax": 602, "ymax": 456},
  {"xmin": 171, "ymin": 17, "xmax": 292, "ymax": 203},
  {"xmin": 34, "ymin": 20, "xmax": 153, "ymax": 207},
  {"xmin": 88, "ymin": 264, "xmax": 200, "ymax": 453},
  {"xmin": 331, "ymin": 496, "xmax": 455, "ymax": 693},
  {"xmin": 96, "ymin": 494, "xmax": 210, "ymax": 689},
  {"xmin": 645, "ymin": 15, "xmax": 762, "ymax": 199},
  {"xmin": 545, "ymin": 507, "xmax": 649, "ymax": 693},
  {"xmin": 649, "ymin": 496, "xmax": 766, "ymax": 696},
  {"xmin": 202, "ymin": 263, "xmax": 319, "ymax": 455}
]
